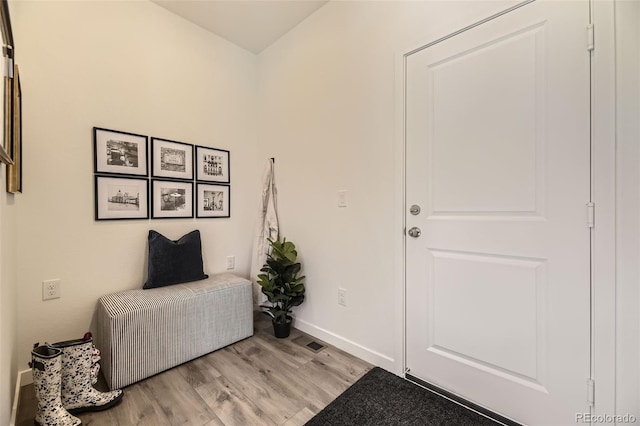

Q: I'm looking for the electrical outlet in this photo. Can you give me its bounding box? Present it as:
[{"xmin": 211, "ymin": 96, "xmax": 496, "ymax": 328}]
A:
[
  {"xmin": 226, "ymin": 256, "xmax": 235, "ymax": 270},
  {"xmin": 42, "ymin": 279, "xmax": 61, "ymax": 301},
  {"xmin": 338, "ymin": 288, "xmax": 347, "ymax": 306}
]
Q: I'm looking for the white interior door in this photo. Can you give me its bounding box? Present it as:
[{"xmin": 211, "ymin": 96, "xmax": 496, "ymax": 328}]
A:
[{"xmin": 405, "ymin": 1, "xmax": 591, "ymax": 424}]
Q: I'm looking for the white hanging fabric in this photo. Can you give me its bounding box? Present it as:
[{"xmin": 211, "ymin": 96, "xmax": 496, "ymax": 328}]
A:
[{"xmin": 250, "ymin": 158, "xmax": 279, "ymax": 304}]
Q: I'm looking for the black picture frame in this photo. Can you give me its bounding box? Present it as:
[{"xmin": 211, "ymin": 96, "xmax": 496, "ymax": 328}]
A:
[
  {"xmin": 195, "ymin": 145, "xmax": 230, "ymax": 184},
  {"xmin": 94, "ymin": 127, "xmax": 149, "ymax": 176},
  {"xmin": 95, "ymin": 175, "xmax": 149, "ymax": 221},
  {"xmin": 151, "ymin": 179, "xmax": 194, "ymax": 219},
  {"xmin": 151, "ymin": 137, "xmax": 194, "ymax": 180},
  {"xmin": 196, "ymin": 183, "xmax": 230, "ymax": 218}
]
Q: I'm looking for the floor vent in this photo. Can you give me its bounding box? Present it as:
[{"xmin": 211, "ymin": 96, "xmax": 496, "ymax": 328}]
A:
[
  {"xmin": 292, "ymin": 335, "xmax": 327, "ymax": 353},
  {"xmin": 306, "ymin": 341, "xmax": 325, "ymax": 352}
]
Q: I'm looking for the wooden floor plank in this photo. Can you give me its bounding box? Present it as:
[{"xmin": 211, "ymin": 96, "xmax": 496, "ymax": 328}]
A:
[
  {"xmin": 233, "ymin": 340, "xmax": 338, "ymax": 409},
  {"xmin": 177, "ymin": 355, "xmax": 223, "ymax": 389},
  {"xmin": 84, "ymin": 379, "xmax": 171, "ymax": 426},
  {"xmin": 251, "ymin": 333, "xmax": 314, "ymax": 371},
  {"xmin": 140, "ymin": 368, "xmax": 219, "ymax": 426},
  {"xmin": 253, "ymin": 330, "xmax": 316, "ymax": 367},
  {"xmin": 195, "ymin": 375, "xmax": 277, "ymax": 426},
  {"xmin": 202, "ymin": 343, "xmax": 305, "ymax": 424},
  {"xmin": 311, "ymin": 346, "xmax": 372, "ymax": 383},
  {"xmin": 16, "ymin": 318, "xmax": 373, "ymax": 426},
  {"xmin": 202, "ymin": 418, "xmax": 227, "ymax": 426},
  {"xmin": 16, "ymin": 384, "xmax": 37, "ymax": 426},
  {"xmin": 281, "ymin": 407, "xmax": 316, "ymax": 426}
]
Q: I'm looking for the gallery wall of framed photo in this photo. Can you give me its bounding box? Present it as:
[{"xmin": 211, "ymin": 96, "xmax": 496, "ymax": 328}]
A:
[{"xmin": 93, "ymin": 127, "xmax": 231, "ymax": 221}]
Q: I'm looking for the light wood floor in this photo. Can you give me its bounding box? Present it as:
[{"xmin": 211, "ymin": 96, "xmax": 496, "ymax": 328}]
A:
[{"xmin": 16, "ymin": 314, "xmax": 372, "ymax": 426}]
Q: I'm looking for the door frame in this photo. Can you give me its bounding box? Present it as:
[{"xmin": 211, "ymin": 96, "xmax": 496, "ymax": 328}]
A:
[{"xmin": 393, "ymin": 0, "xmax": 617, "ymax": 418}]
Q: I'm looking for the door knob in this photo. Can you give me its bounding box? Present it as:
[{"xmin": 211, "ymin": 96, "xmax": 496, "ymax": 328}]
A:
[{"xmin": 407, "ymin": 227, "xmax": 421, "ymax": 238}]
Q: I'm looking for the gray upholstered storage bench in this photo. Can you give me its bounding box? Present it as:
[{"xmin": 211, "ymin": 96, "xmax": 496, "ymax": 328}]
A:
[{"xmin": 95, "ymin": 273, "xmax": 253, "ymax": 390}]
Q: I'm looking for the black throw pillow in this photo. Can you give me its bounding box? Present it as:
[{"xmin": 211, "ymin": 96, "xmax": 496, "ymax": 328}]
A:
[{"xmin": 143, "ymin": 230, "xmax": 208, "ymax": 289}]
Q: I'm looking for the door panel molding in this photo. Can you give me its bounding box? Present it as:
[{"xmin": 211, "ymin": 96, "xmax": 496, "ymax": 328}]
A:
[
  {"xmin": 396, "ymin": 0, "xmax": 617, "ymax": 421},
  {"xmin": 403, "ymin": 1, "xmax": 593, "ymax": 423}
]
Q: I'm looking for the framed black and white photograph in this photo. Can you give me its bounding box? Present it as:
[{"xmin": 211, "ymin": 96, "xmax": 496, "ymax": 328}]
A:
[
  {"xmin": 151, "ymin": 179, "xmax": 193, "ymax": 219},
  {"xmin": 152, "ymin": 137, "xmax": 194, "ymax": 180},
  {"xmin": 95, "ymin": 176, "xmax": 149, "ymax": 221},
  {"xmin": 196, "ymin": 183, "xmax": 230, "ymax": 218},
  {"xmin": 195, "ymin": 146, "xmax": 230, "ymax": 183},
  {"xmin": 94, "ymin": 127, "xmax": 148, "ymax": 176}
]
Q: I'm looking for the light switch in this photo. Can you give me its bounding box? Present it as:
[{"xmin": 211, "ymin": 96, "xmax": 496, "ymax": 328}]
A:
[{"xmin": 338, "ymin": 190, "xmax": 348, "ymax": 208}]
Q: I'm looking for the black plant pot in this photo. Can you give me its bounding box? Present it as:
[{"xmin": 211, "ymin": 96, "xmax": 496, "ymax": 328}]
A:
[{"xmin": 273, "ymin": 317, "xmax": 292, "ymax": 339}]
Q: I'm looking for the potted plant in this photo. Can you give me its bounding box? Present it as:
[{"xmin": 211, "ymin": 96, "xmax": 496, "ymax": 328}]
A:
[{"xmin": 257, "ymin": 237, "xmax": 306, "ymax": 338}]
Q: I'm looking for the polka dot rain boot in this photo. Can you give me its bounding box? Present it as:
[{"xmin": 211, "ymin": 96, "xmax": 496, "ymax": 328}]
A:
[
  {"xmin": 30, "ymin": 344, "xmax": 82, "ymax": 426},
  {"xmin": 50, "ymin": 335, "xmax": 124, "ymax": 414}
]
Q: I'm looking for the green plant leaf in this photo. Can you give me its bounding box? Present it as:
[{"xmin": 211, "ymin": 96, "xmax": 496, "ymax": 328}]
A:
[{"xmin": 259, "ymin": 236, "xmax": 306, "ymax": 327}]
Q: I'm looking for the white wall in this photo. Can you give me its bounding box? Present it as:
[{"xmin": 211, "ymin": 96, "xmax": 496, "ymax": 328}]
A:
[
  {"xmin": 12, "ymin": 0, "xmax": 259, "ymax": 370},
  {"xmin": 7, "ymin": 0, "xmax": 640, "ymax": 420},
  {"xmin": 1, "ymin": 5, "xmax": 21, "ymax": 419},
  {"xmin": 257, "ymin": 0, "xmax": 519, "ymax": 372},
  {"xmin": 616, "ymin": 0, "xmax": 640, "ymax": 418},
  {"xmin": 258, "ymin": 0, "xmax": 639, "ymax": 416},
  {"xmin": 0, "ymin": 171, "xmax": 18, "ymax": 426}
]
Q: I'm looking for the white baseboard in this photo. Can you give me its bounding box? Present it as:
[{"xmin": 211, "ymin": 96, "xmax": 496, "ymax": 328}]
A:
[
  {"xmin": 19, "ymin": 368, "xmax": 32, "ymax": 386},
  {"xmin": 8, "ymin": 369, "xmax": 30, "ymax": 426},
  {"xmin": 294, "ymin": 318, "xmax": 397, "ymax": 372}
]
